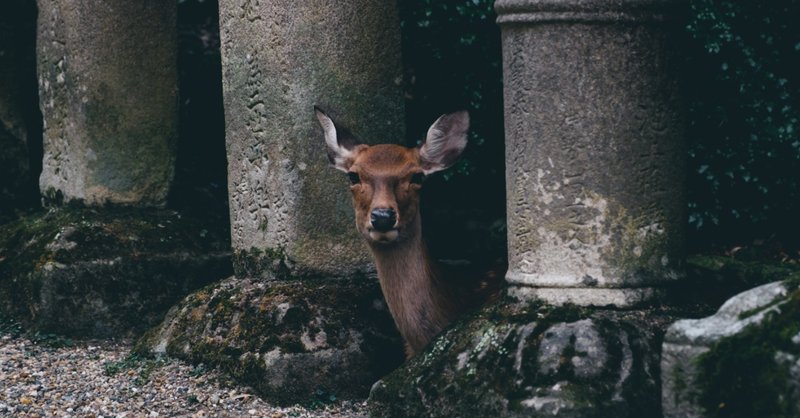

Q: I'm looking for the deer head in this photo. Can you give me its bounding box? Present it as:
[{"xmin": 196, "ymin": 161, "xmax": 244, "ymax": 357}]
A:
[{"xmin": 315, "ymin": 107, "xmax": 469, "ymax": 247}]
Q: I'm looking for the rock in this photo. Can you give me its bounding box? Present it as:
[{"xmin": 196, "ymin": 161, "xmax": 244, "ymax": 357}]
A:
[
  {"xmin": 661, "ymin": 279, "xmax": 800, "ymax": 418},
  {"xmin": 368, "ymin": 293, "xmax": 674, "ymax": 417},
  {"xmin": 134, "ymin": 275, "xmax": 404, "ymax": 405},
  {"xmin": 0, "ymin": 206, "xmax": 231, "ymax": 337}
]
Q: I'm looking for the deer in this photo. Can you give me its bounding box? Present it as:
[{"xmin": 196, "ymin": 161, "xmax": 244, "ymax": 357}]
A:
[{"xmin": 315, "ymin": 107, "xmax": 501, "ymax": 358}]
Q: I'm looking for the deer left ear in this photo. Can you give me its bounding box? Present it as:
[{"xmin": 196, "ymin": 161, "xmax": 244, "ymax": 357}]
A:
[
  {"xmin": 314, "ymin": 106, "xmax": 360, "ymax": 172},
  {"xmin": 419, "ymin": 111, "xmax": 469, "ymax": 175}
]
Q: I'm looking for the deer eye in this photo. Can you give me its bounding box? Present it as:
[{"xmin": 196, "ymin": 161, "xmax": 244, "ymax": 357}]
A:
[
  {"xmin": 410, "ymin": 172, "xmax": 425, "ymax": 185},
  {"xmin": 347, "ymin": 171, "xmax": 361, "ymax": 185}
]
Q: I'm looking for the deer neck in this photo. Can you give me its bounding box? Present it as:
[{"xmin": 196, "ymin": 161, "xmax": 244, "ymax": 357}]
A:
[{"xmin": 368, "ymin": 216, "xmax": 459, "ymax": 355}]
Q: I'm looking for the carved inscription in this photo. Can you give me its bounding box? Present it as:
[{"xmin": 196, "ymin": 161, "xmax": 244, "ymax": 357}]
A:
[
  {"xmin": 503, "ymin": 24, "xmax": 684, "ymax": 288},
  {"xmin": 222, "ymin": 3, "xmax": 297, "ymax": 253}
]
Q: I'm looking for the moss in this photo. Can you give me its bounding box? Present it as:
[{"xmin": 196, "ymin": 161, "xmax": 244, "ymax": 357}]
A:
[
  {"xmin": 232, "ymin": 246, "xmax": 291, "ymax": 279},
  {"xmin": 0, "ymin": 204, "xmax": 231, "ymax": 337},
  {"xmin": 369, "ymin": 294, "xmax": 665, "ymax": 417},
  {"xmin": 135, "ymin": 276, "xmax": 404, "ymax": 405},
  {"xmin": 737, "ymin": 297, "xmax": 784, "ymax": 320},
  {"xmin": 103, "ymin": 353, "xmax": 167, "ymax": 385},
  {"xmin": 682, "ymin": 255, "xmax": 800, "ymax": 310},
  {"xmin": 695, "ymin": 286, "xmax": 800, "ymax": 418},
  {"xmin": 604, "ymin": 201, "xmax": 676, "ymax": 282},
  {"xmin": 0, "ymin": 311, "xmax": 24, "ymax": 338},
  {"xmin": 689, "ymin": 255, "xmax": 800, "ymax": 288},
  {"xmin": 671, "ymin": 364, "xmax": 689, "ymax": 405}
]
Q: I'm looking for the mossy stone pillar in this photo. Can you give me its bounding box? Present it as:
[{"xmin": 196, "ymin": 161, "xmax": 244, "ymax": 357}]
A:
[
  {"xmin": 37, "ymin": 0, "xmax": 178, "ymax": 206},
  {"xmin": 497, "ymin": 0, "xmax": 686, "ymax": 307},
  {"xmin": 220, "ymin": 1, "xmax": 405, "ymax": 279}
]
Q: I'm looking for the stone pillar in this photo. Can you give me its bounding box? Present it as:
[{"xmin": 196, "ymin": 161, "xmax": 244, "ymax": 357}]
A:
[
  {"xmin": 37, "ymin": 0, "xmax": 178, "ymax": 206},
  {"xmin": 220, "ymin": 1, "xmax": 405, "ymax": 278},
  {"xmin": 497, "ymin": 0, "xmax": 686, "ymax": 307}
]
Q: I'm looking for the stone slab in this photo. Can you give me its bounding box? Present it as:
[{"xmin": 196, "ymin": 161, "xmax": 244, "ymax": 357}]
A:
[{"xmin": 661, "ymin": 280, "xmax": 800, "ymax": 418}]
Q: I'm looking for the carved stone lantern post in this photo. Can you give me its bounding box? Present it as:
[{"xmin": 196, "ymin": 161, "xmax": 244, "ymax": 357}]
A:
[{"xmin": 497, "ymin": 0, "xmax": 686, "ymax": 306}]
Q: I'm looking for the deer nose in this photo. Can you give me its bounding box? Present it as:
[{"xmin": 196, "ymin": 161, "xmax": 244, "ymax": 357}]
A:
[{"xmin": 370, "ymin": 208, "xmax": 396, "ymax": 232}]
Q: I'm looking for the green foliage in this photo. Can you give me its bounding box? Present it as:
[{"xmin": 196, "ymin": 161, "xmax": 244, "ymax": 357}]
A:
[
  {"xmin": 306, "ymin": 387, "xmax": 339, "ymax": 409},
  {"xmin": 104, "ymin": 353, "xmax": 166, "ymax": 386},
  {"xmin": 683, "ymin": 0, "xmax": 800, "ymax": 248},
  {"xmin": 190, "ymin": 362, "xmax": 209, "ymax": 377},
  {"xmin": 30, "ymin": 331, "xmax": 73, "ymax": 348},
  {"xmin": 0, "ymin": 312, "xmax": 23, "ymax": 337}
]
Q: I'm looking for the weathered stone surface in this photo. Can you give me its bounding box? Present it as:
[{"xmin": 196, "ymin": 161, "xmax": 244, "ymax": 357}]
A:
[
  {"xmin": 368, "ymin": 293, "xmax": 675, "ymax": 417},
  {"xmin": 219, "ymin": 0, "xmax": 405, "ymax": 279},
  {"xmin": 134, "ymin": 275, "xmax": 404, "ymax": 405},
  {"xmin": 37, "ymin": 0, "xmax": 178, "ymax": 206},
  {"xmin": 496, "ymin": 0, "xmax": 686, "ymax": 306},
  {"xmin": 0, "ymin": 206, "xmax": 231, "ymax": 337},
  {"xmin": 662, "ymin": 280, "xmax": 800, "ymax": 418},
  {"xmin": 0, "ymin": 0, "xmax": 40, "ymax": 216}
]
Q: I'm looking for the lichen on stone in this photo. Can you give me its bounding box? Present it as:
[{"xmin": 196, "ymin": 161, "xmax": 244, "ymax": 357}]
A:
[
  {"xmin": 368, "ymin": 292, "xmax": 668, "ymax": 417},
  {"xmin": 134, "ymin": 275, "xmax": 404, "ymax": 405},
  {"xmin": 694, "ymin": 285, "xmax": 800, "ymax": 418}
]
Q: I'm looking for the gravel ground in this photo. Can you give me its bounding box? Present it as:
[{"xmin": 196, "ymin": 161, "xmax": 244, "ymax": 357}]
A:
[{"xmin": 0, "ymin": 334, "xmax": 368, "ymax": 418}]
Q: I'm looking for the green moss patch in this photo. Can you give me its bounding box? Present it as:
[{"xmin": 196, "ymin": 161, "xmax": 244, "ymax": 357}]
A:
[
  {"xmin": 0, "ymin": 205, "xmax": 232, "ymax": 337},
  {"xmin": 232, "ymin": 246, "xmax": 290, "ymax": 280},
  {"xmin": 369, "ymin": 294, "xmax": 671, "ymax": 417},
  {"xmin": 696, "ymin": 285, "xmax": 800, "ymax": 418},
  {"xmin": 134, "ymin": 276, "xmax": 404, "ymax": 405},
  {"xmin": 689, "ymin": 255, "xmax": 800, "ymax": 289}
]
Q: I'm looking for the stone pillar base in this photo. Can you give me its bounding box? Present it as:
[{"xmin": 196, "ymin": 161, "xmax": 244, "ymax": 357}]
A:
[{"xmin": 509, "ymin": 286, "xmax": 662, "ymax": 308}]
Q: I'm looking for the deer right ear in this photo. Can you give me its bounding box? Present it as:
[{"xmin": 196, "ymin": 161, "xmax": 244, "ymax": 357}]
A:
[
  {"xmin": 314, "ymin": 106, "xmax": 360, "ymax": 172},
  {"xmin": 419, "ymin": 111, "xmax": 469, "ymax": 175}
]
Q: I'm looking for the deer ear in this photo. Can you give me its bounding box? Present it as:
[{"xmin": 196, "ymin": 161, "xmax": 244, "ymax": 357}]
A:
[
  {"xmin": 419, "ymin": 111, "xmax": 469, "ymax": 175},
  {"xmin": 315, "ymin": 106, "xmax": 360, "ymax": 172}
]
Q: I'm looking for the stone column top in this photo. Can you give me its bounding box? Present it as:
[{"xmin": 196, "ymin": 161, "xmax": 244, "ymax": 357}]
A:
[{"xmin": 495, "ymin": 0, "xmax": 685, "ymax": 23}]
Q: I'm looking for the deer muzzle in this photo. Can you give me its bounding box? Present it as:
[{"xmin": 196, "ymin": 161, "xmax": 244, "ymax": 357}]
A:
[{"xmin": 370, "ymin": 208, "xmax": 397, "ymax": 232}]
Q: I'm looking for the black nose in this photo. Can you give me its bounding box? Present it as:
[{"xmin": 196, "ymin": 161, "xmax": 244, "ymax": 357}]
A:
[{"xmin": 370, "ymin": 208, "xmax": 396, "ymax": 232}]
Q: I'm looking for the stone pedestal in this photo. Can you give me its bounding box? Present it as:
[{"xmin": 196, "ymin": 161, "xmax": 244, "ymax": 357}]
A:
[
  {"xmin": 219, "ymin": 0, "xmax": 405, "ymax": 278},
  {"xmin": 497, "ymin": 0, "xmax": 686, "ymax": 307},
  {"xmin": 37, "ymin": 0, "xmax": 178, "ymax": 207},
  {"xmin": 662, "ymin": 281, "xmax": 799, "ymax": 418},
  {"xmin": 368, "ymin": 297, "xmax": 672, "ymax": 417}
]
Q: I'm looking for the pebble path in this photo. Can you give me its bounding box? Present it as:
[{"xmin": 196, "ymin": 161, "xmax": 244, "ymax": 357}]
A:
[{"xmin": 0, "ymin": 334, "xmax": 367, "ymax": 418}]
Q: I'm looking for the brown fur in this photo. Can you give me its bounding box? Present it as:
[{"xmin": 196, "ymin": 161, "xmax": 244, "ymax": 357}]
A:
[
  {"xmin": 348, "ymin": 144, "xmax": 500, "ymax": 357},
  {"xmin": 316, "ymin": 108, "xmax": 502, "ymax": 358}
]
